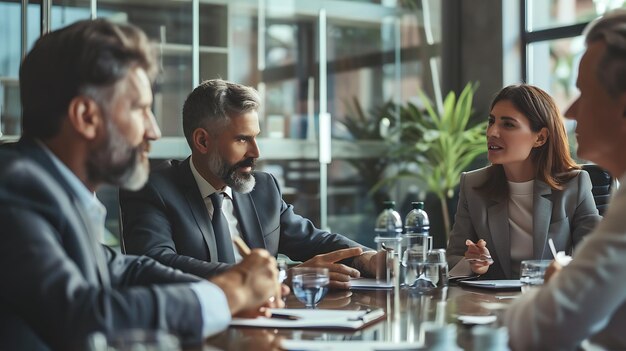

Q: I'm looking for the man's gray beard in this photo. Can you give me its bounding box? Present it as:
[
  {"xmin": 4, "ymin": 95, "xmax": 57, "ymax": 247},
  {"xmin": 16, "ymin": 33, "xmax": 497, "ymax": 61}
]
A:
[
  {"xmin": 87, "ymin": 118, "xmax": 149, "ymax": 191},
  {"xmin": 208, "ymin": 150, "xmax": 255, "ymax": 194}
]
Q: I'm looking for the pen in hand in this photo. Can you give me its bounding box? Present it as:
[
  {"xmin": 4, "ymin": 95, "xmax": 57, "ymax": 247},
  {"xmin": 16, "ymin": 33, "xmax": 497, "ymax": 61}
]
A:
[
  {"xmin": 232, "ymin": 236, "xmax": 286, "ymax": 310},
  {"xmin": 233, "ymin": 236, "xmax": 251, "ymax": 256}
]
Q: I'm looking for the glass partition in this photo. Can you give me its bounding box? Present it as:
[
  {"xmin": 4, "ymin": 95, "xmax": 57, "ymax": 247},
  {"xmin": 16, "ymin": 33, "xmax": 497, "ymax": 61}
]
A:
[{"xmin": 1, "ymin": 0, "xmax": 441, "ymax": 247}]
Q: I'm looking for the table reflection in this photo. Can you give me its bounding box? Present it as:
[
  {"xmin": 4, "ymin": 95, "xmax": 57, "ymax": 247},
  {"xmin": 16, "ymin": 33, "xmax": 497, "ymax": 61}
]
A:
[{"xmin": 203, "ymin": 285, "xmax": 520, "ymax": 351}]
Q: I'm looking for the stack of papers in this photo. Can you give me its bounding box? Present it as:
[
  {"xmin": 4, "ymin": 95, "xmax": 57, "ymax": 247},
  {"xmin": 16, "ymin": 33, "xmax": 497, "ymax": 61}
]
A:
[{"xmin": 230, "ymin": 308, "xmax": 386, "ymax": 330}]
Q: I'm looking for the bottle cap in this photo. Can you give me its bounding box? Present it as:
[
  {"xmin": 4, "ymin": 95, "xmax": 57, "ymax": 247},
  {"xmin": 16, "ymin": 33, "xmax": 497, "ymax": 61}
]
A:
[
  {"xmin": 383, "ymin": 200, "xmax": 395, "ymax": 209},
  {"xmin": 411, "ymin": 201, "xmax": 424, "ymax": 210}
]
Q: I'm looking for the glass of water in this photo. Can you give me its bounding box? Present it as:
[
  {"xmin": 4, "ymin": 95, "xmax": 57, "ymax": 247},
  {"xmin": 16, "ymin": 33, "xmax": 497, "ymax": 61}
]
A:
[
  {"xmin": 520, "ymin": 259, "xmax": 551, "ymax": 291},
  {"xmin": 291, "ymin": 267, "xmax": 330, "ymax": 309}
]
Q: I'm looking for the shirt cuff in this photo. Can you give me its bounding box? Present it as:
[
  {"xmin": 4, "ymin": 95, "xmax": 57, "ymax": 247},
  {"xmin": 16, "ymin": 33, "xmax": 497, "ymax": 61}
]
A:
[{"xmin": 190, "ymin": 281, "xmax": 231, "ymax": 338}]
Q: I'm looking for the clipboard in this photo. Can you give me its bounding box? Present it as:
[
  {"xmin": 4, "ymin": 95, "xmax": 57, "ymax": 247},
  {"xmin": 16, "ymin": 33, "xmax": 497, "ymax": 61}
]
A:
[{"xmin": 230, "ymin": 308, "xmax": 386, "ymax": 330}]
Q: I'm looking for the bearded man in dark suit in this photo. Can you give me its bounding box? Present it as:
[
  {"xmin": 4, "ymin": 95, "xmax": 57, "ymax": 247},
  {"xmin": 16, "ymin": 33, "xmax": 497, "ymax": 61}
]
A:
[
  {"xmin": 120, "ymin": 79, "xmax": 384, "ymax": 289},
  {"xmin": 0, "ymin": 20, "xmax": 283, "ymax": 351}
]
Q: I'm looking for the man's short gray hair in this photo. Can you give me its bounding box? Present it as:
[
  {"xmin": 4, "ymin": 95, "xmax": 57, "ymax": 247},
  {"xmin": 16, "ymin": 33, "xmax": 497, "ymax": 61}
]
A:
[
  {"xmin": 585, "ymin": 9, "xmax": 626, "ymax": 97},
  {"xmin": 182, "ymin": 79, "xmax": 260, "ymax": 147}
]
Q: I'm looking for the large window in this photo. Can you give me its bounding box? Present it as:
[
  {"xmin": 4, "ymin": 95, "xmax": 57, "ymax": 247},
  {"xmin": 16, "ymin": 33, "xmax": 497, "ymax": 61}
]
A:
[
  {"xmin": 523, "ymin": 0, "xmax": 626, "ymax": 111},
  {"xmin": 523, "ymin": 0, "xmax": 626, "ymax": 161}
]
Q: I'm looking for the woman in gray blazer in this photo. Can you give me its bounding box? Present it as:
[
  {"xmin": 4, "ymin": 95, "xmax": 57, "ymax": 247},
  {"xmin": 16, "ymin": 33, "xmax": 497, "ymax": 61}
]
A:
[{"xmin": 446, "ymin": 84, "xmax": 602, "ymax": 279}]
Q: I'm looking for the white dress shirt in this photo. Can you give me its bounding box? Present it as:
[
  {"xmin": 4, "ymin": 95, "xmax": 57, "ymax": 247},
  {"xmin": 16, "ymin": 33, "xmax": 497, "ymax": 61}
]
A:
[{"xmin": 189, "ymin": 156, "xmax": 244, "ymax": 262}]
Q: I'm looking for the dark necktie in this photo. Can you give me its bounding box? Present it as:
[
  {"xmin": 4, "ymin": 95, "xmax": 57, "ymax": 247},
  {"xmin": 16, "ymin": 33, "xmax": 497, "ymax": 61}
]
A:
[{"xmin": 209, "ymin": 192, "xmax": 236, "ymax": 263}]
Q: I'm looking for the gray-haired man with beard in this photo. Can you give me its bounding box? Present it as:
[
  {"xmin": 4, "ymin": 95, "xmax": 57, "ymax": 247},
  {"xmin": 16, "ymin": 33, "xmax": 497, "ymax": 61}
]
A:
[{"xmin": 120, "ymin": 79, "xmax": 384, "ymax": 289}]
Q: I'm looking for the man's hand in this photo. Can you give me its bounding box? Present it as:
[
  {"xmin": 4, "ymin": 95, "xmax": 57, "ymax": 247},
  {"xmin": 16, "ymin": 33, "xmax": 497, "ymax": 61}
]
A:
[
  {"xmin": 295, "ymin": 247, "xmax": 363, "ymax": 289},
  {"xmin": 210, "ymin": 249, "xmax": 285, "ymax": 316},
  {"xmin": 465, "ymin": 239, "xmax": 493, "ymax": 275},
  {"xmin": 352, "ymin": 250, "xmax": 383, "ymax": 279}
]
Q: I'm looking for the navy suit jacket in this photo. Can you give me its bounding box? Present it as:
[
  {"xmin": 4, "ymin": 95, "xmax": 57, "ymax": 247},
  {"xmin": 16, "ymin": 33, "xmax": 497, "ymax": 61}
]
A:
[
  {"xmin": 120, "ymin": 158, "xmax": 366, "ymax": 278},
  {"xmin": 0, "ymin": 141, "xmax": 204, "ymax": 350}
]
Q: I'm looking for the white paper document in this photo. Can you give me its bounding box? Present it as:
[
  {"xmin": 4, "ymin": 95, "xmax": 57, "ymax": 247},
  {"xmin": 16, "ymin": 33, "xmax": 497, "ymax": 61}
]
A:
[
  {"xmin": 230, "ymin": 308, "xmax": 385, "ymax": 330},
  {"xmin": 349, "ymin": 278, "xmax": 393, "ymax": 290},
  {"xmin": 281, "ymin": 340, "xmax": 422, "ymax": 351},
  {"xmin": 459, "ymin": 279, "xmax": 522, "ymax": 289}
]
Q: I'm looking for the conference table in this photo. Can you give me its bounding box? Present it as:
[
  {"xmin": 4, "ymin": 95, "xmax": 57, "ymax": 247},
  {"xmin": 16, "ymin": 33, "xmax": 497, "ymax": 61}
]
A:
[{"xmin": 201, "ymin": 284, "xmax": 522, "ymax": 350}]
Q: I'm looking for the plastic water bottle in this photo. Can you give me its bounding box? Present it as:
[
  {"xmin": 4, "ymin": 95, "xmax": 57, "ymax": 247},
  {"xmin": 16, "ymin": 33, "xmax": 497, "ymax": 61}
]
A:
[
  {"xmin": 404, "ymin": 201, "xmax": 430, "ymax": 234},
  {"xmin": 375, "ymin": 201, "xmax": 403, "ymax": 237}
]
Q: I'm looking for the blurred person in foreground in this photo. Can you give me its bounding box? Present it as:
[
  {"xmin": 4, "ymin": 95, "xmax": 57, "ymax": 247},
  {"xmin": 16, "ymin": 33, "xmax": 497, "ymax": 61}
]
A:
[
  {"xmin": 504, "ymin": 10, "xmax": 626, "ymax": 350},
  {"xmin": 0, "ymin": 19, "xmax": 283, "ymax": 351},
  {"xmin": 447, "ymin": 84, "xmax": 601, "ymax": 280}
]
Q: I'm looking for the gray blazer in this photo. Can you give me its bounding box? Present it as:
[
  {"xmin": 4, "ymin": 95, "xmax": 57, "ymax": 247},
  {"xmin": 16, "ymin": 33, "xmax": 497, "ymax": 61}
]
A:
[{"xmin": 447, "ymin": 166, "xmax": 602, "ymax": 279}]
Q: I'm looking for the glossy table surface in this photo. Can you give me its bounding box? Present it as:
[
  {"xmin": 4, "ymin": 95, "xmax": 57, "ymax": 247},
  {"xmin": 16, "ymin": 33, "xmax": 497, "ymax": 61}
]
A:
[{"xmin": 201, "ymin": 284, "xmax": 522, "ymax": 350}]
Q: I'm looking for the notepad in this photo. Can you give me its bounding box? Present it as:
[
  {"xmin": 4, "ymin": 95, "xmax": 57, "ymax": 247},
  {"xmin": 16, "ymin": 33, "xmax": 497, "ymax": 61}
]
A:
[
  {"xmin": 230, "ymin": 308, "xmax": 386, "ymax": 330},
  {"xmin": 349, "ymin": 278, "xmax": 393, "ymax": 290},
  {"xmin": 459, "ymin": 279, "xmax": 522, "ymax": 290},
  {"xmin": 281, "ymin": 340, "xmax": 422, "ymax": 351}
]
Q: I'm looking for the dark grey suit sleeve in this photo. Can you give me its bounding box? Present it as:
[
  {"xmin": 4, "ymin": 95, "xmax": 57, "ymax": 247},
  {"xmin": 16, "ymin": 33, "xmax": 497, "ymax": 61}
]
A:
[
  {"xmin": 267, "ymin": 174, "xmax": 371, "ymax": 264},
  {"xmin": 0, "ymin": 207, "xmax": 204, "ymax": 350},
  {"xmin": 446, "ymin": 172, "xmax": 477, "ymax": 271},
  {"xmin": 120, "ymin": 180, "xmax": 230, "ymax": 278}
]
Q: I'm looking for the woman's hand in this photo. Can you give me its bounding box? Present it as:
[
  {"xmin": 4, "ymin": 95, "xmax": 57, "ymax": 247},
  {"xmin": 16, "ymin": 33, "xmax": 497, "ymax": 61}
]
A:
[{"xmin": 464, "ymin": 239, "xmax": 493, "ymax": 275}]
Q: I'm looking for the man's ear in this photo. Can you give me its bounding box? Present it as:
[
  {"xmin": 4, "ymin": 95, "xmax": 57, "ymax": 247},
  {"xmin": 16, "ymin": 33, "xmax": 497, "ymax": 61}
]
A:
[
  {"xmin": 535, "ymin": 127, "xmax": 549, "ymax": 147},
  {"xmin": 67, "ymin": 96, "xmax": 102, "ymax": 140},
  {"xmin": 192, "ymin": 128, "xmax": 212, "ymax": 154}
]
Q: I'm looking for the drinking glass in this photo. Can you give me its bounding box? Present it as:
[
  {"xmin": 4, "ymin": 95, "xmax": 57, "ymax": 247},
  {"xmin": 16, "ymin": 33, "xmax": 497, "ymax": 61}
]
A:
[
  {"xmin": 401, "ymin": 233, "xmax": 432, "ymax": 286},
  {"xmin": 374, "ymin": 236, "xmax": 402, "ymax": 285},
  {"xmin": 520, "ymin": 259, "xmax": 551, "ymax": 291},
  {"xmin": 406, "ymin": 249, "xmax": 448, "ymax": 293},
  {"xmin": 277, "ymin": 258, "xmax": 288, "ymax": 284},
  {"xmin": 291, "ymin": 267, "xmax": 330, "ymax": 308}
]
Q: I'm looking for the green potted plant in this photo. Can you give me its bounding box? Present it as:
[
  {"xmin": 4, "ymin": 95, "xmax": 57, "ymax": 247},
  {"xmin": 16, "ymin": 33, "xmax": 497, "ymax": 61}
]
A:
[{"xmin": 384, "ymin": 82, "xmax": 487, "ymax": 238}]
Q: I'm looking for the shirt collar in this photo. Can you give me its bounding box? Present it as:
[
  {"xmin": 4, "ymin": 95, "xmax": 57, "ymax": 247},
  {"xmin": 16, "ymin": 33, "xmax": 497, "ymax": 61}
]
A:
[
  {"xmin": 37, "ymin": 140, "xmax": 107, "ymax": 234},
  {"xmin": 35, "ymin": 139, "xmax": 105, "ymax": 213},
  {"xmin": 189, "ymin": 155, "xmax": 233, "ymax": 199}
]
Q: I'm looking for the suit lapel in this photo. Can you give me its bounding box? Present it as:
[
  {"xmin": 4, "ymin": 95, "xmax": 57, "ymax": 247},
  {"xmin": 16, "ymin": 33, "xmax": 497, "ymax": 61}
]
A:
[
  {"xmin": 18, "ymin": 139, "xmax": 111, "ymax": 286},
  {"xmin": 232, "ymin": 191, "xmax": 266, "ymax": 250},
  {"xmin": 71, "ymin": 198, "xmax": 111, "ymax": 288},
  {"xmin": 178, "ymin": 158, "xmax": 220, "ymax": 262},
  {"xmin": 487, "ymin": 198, "xmax": 511, "ymax": 278},
  {"xmin": 533, "ymin": 181, "xmax": 553, "ymax": 259}
]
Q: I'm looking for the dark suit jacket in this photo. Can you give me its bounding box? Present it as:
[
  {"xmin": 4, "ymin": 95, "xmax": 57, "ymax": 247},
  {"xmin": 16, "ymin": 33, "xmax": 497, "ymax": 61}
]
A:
[
  {"xmin": 0, "ymin": 141, "xmax": 205, "ymax": 350},
  {"xmin": 447, "ymin": 166, "xmax": 602, "ymax": 279},
  {"xmin": 120, "ymin": 158, "xmax": 366, "ymax": 278}
]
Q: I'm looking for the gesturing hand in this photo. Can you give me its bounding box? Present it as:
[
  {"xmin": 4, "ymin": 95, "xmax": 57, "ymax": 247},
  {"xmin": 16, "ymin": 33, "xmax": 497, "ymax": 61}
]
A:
[
  {"xmin": 465, "ymin": 239, "xmax": 493, "ymax": 275},
  {"xmin": 295, "ymin": 247, "xmax": 363, "ymax": 290}
]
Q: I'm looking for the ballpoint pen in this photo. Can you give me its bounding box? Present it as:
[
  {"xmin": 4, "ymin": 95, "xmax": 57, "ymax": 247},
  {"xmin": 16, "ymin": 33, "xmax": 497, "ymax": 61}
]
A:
[
  {"xmin": 233, "ymin": 236, "xmax": 251, "ymax": 256},
  {"xmin": 268, "ymin": 313, "xmax": 300, "ymax": 320}
]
